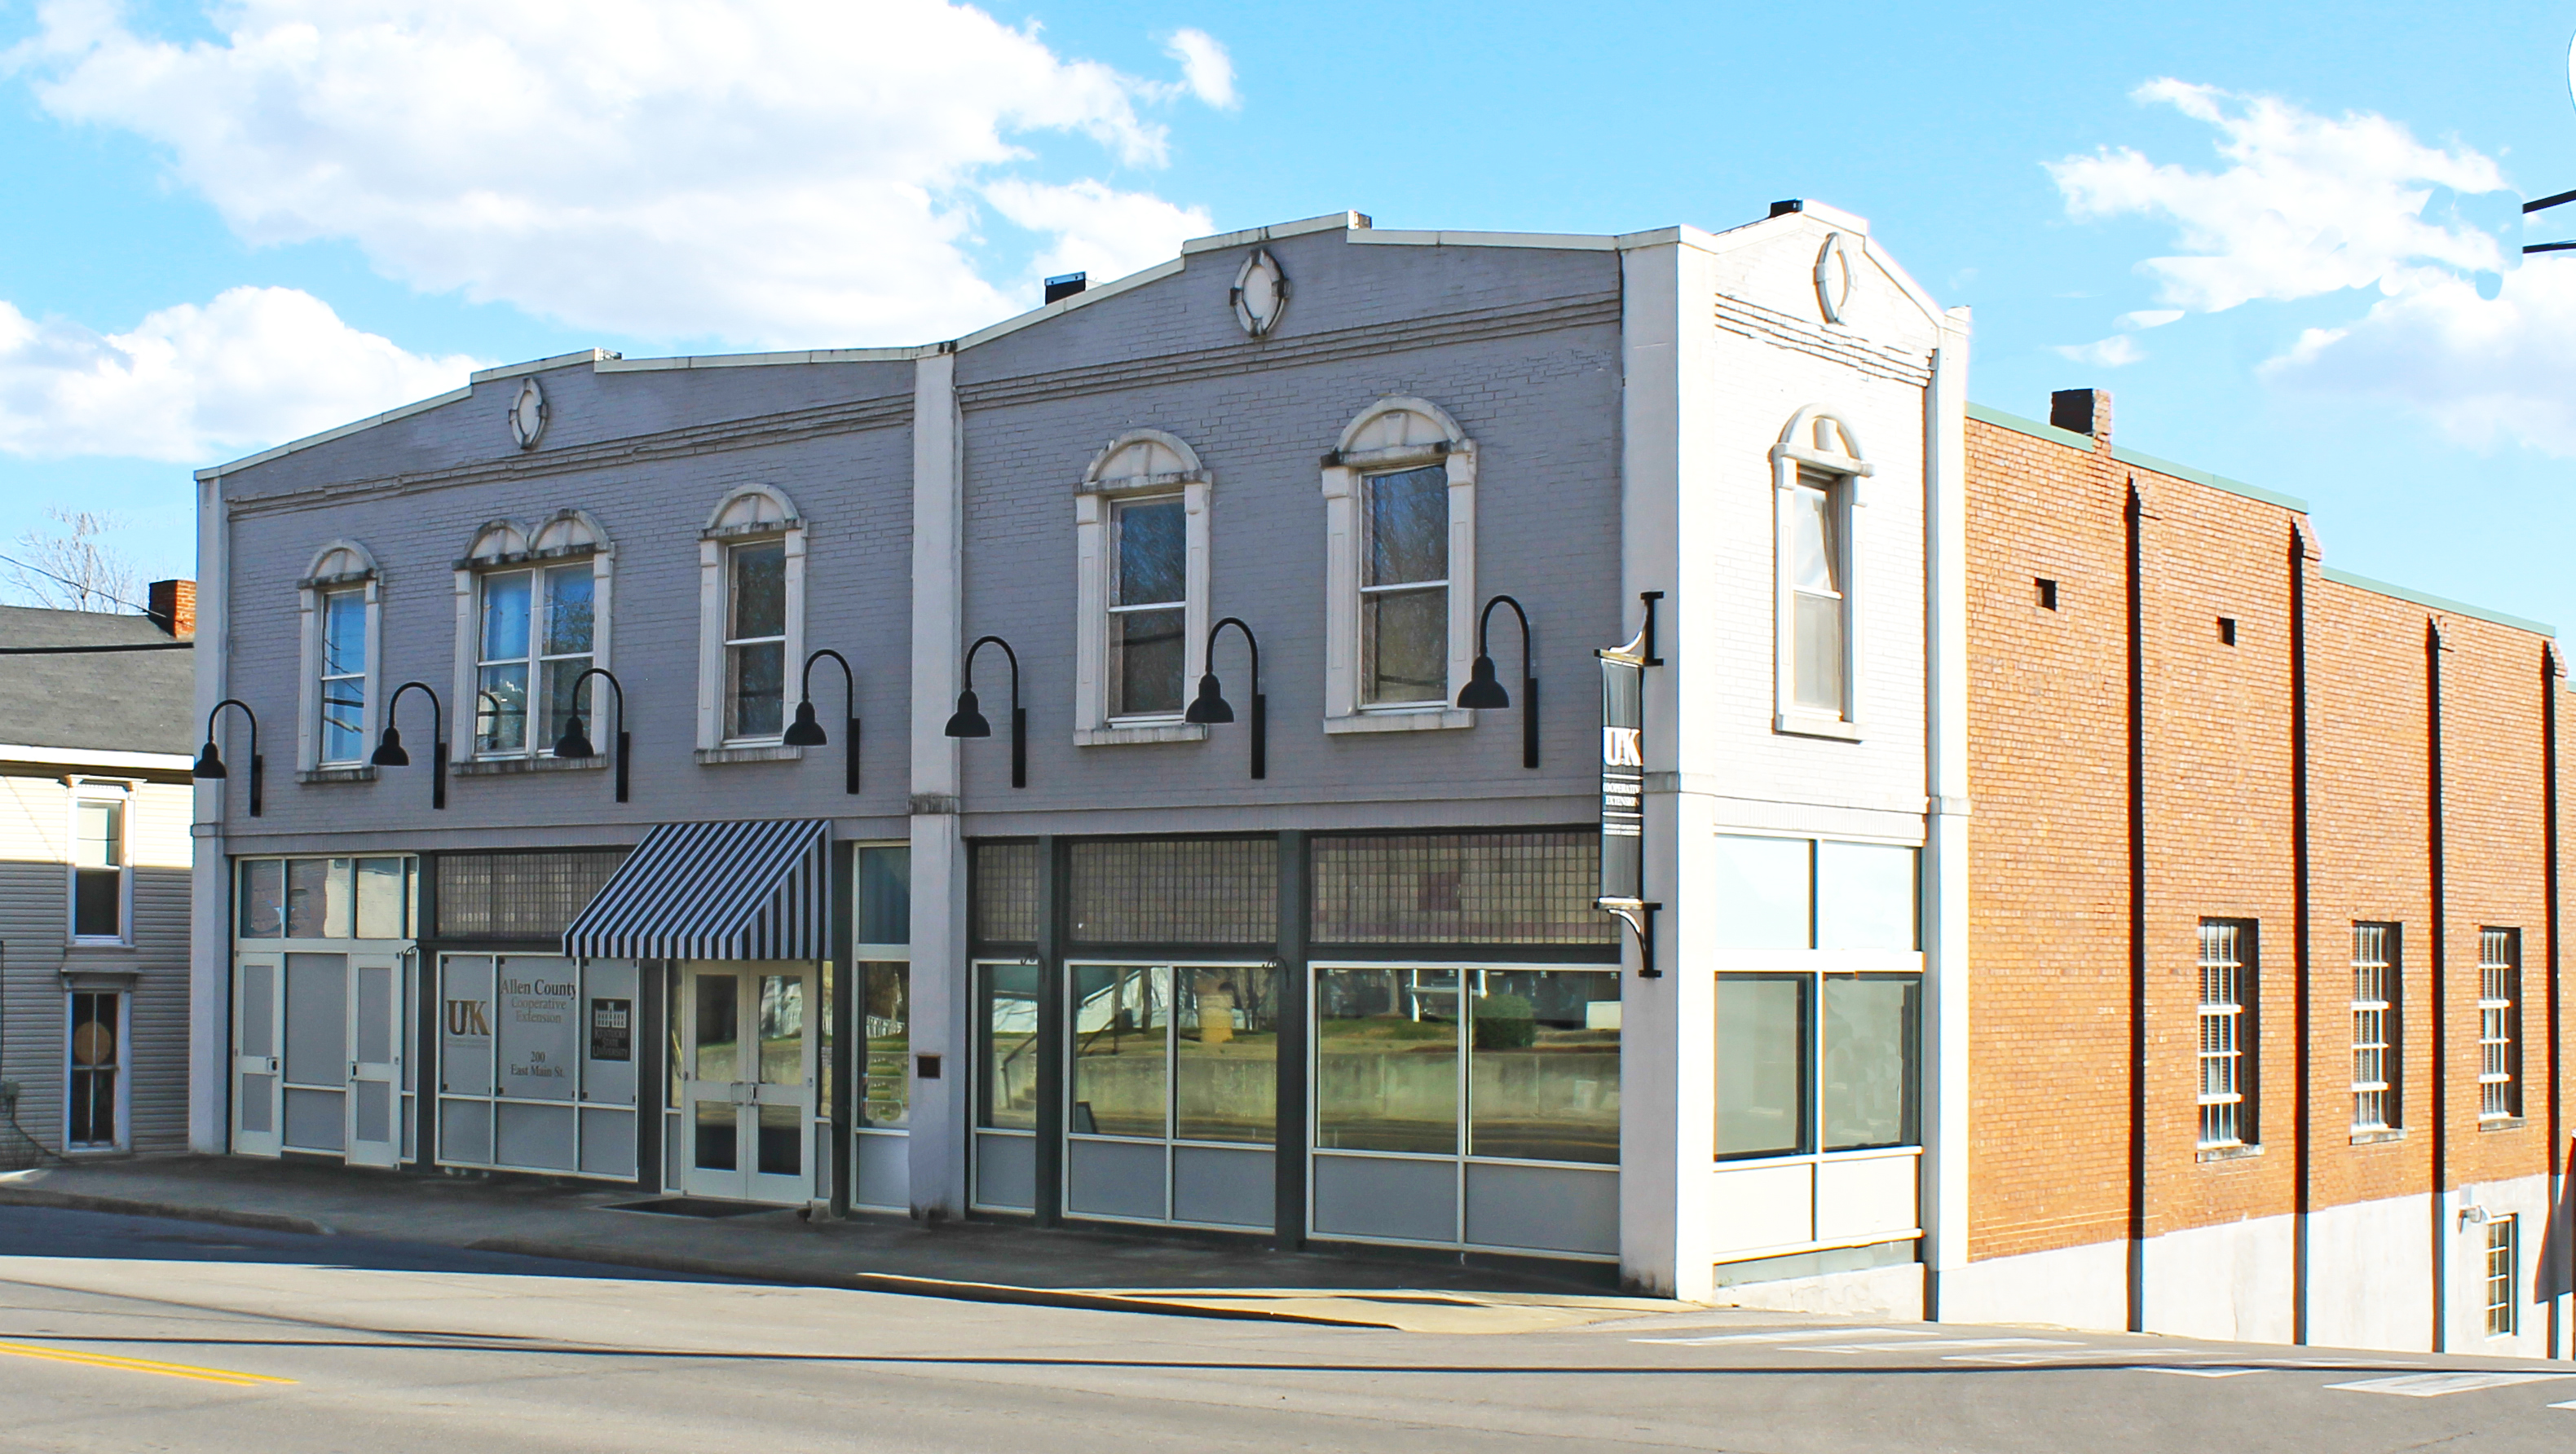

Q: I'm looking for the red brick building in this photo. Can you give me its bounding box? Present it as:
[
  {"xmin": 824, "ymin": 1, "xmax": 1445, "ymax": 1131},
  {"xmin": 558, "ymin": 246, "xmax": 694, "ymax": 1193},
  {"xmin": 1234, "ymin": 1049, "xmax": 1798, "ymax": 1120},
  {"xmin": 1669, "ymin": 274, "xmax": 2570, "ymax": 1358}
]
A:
[{"xmin": 1950, "ymin": 390, "xmax": 2569, "ymax": 1357}]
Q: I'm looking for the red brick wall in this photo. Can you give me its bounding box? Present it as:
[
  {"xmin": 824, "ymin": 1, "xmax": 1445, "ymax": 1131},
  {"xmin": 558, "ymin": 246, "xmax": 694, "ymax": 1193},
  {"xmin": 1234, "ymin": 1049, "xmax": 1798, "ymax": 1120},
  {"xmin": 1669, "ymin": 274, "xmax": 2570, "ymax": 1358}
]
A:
[{"xmin": 1965, "ymin": 408, "xmax": 2567, "ymax": 1268}]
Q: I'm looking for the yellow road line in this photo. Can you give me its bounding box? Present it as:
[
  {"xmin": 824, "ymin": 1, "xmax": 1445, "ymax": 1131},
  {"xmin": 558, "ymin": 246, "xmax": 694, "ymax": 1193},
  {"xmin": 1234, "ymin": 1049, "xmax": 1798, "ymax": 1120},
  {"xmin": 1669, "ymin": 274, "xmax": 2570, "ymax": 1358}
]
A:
[{"xmin": 0, "ymin": 1338, "xmax": 294, "ymax": 1387}]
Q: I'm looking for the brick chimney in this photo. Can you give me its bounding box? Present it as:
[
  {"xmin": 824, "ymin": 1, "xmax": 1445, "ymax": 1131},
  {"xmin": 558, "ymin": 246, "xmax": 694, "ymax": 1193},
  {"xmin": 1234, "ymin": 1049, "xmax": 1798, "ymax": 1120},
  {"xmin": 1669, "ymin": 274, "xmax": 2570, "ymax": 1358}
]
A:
[
  {"xmin": 148, "ymin": 579, "xmax": 196, "ymax": 638},
  {"xmin": 2049, "ymin": 387, "xmax": 2113, "ymax": 444}
]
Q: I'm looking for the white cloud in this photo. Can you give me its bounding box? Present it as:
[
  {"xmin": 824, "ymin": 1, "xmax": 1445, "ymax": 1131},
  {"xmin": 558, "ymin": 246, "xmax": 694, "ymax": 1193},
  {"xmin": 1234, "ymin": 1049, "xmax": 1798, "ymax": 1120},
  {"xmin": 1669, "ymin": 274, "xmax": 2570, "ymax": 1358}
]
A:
[
  {"xmin": 2116, "ymin": 308, "xmax": 2184, "ymax": 330},
  {"xmin": 1163, "ymin": 29, "xmax": 1237, "ymax": 109},
  {"xmin": 9, "ymin": 0, "xmax": 1236, "ymax": 347},
  {"xmin": 2049, "ymin": 80, "xmax": 2508, "ymax": 313},
  {"xmin": 0, "ymin": 286, "xmax": 479, "ymax": 461},
  {"xmin": 2263, "ymin": 260, "xmax": 2576, "ymax": 456},
  {"xmin": 2051, "ymin": 335, "xmax": 2146, "ymax": 368},
  {"xmin": 983, "ymin": 178, "xmax": 1212, "ymax": 291}
]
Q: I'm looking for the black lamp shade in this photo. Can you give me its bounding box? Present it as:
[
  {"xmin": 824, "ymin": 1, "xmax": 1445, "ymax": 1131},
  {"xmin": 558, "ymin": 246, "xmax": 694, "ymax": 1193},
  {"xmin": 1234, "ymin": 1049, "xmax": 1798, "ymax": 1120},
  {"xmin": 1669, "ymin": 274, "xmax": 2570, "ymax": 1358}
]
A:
[
  {"xmin": 782, "ymin": 698, "xmax": 828, "ymax": 747},
  {"xmin": 192, "ymin": 742, "xmax": 227, "ymax": 779},
  {"xmin": 1183, "ymin": 672, "xmax": 1234, "ymax": 725},
  {"xmin": 554, "ymin": 713, "xmax": 598, "ymax": 760},
  {"xmin": 1457, "ymin": 654, "xmax": 1511, "ymax": 710},
  {"xmin": 370, "ymin": 725, "xmax": 411, "ymax": 767},
  {"xmin": 944, "ymin": 688, "xmax": 990, "ymax": 738}
]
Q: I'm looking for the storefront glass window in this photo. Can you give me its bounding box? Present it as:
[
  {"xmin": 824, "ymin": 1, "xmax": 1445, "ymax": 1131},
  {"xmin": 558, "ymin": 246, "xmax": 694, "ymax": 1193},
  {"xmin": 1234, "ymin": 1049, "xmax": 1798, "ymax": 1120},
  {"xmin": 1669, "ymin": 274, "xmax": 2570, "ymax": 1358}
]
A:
[
  {"xmin": 1466, "ymin": 969, "xmax": 1621, "ymax": 1164},
  {"xmin": 1070, "ymin": 964, "xmax": 1167, "ymax": 1138},
  {"xmin": 1715, "ymin": 974, "xmax": 1808, "ymax": 1159},
  {"xmin": 355, "ymin": 857, "xmax": 406, "ymax": 939},
  {"xmin": 860, "ymin": 962, "xmax": 910, "ymax": 1128},
  {"xmin": 285, "ymin": 858, "xmax": 330, "ymax": 939},
  {"xmin": 978, "ymin": 963, "xmax": 1040, "ymax": 1130},
  {"xmin": 240, "ymin": 859, "xmax": 285, "ymax": 939},
  {"xmin": 857, "ymin": 846, "xmax": 910, "ymax": 945},
  {"xmin": 1315, "ymin": 967, "xmax": 1459, "ymax": 1154},
  {"xmin": 1174, "ymin": 967, "xmax": 1277, "ymax": 1144},
  {"xmin": 1822, "ymin": 975, "xmax": 1920, "ymax": 1151}
]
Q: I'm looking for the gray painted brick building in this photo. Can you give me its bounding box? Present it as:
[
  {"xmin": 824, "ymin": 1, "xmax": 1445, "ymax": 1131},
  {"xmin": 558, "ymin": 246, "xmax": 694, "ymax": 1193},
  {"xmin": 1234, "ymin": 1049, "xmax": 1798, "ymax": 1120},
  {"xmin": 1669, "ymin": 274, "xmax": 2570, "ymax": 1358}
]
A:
[{"xmin": 190, "ymin": 205, "xmax": 1969, "ymax": 1305}]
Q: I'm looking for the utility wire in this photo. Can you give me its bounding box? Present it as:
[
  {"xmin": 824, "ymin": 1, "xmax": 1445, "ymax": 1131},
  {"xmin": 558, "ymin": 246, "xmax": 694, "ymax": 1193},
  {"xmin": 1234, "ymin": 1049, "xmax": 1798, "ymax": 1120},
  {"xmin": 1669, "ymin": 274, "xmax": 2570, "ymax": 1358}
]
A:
[{"xmin": 0, "ymin": 550, "xmax": 155, "ymax": 615}]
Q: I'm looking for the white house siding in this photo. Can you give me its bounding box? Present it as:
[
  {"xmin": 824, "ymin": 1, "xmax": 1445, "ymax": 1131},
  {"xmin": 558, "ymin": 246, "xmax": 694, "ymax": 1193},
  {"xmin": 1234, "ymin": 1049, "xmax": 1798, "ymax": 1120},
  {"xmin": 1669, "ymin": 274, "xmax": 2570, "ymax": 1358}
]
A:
[{"xmin": 0, "ymin": 768, "xmax": 193, "ymax": 1155}]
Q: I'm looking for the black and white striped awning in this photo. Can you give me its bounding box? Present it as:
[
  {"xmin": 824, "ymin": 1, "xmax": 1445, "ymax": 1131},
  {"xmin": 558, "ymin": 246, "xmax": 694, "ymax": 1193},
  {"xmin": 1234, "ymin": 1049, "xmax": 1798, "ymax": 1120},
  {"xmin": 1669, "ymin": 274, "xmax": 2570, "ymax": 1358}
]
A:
[{"xmin": 562, "ymin": 819, "xmax": 831, "ymax": 960}]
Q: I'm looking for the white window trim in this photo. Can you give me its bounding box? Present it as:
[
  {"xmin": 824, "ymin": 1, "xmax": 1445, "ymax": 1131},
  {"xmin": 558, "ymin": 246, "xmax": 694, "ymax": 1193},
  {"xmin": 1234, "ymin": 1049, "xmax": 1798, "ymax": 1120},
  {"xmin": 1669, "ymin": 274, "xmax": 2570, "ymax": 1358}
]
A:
[
  {"xmin": 64, "ymin": 987, "xmax": 130, "ymax": 1153},
  {"xmin": 1074, "ymin": 429, "xmax": 1211, "ymax": 747},
  {"xmin": 2350, "ymin": 923, "xmax": 2396, "ymax": 1133},
  {"xmin": 2477, "ymin": 928, "xmax": 2518, "ymax": 1121},
  {"xmin": 1771, "ymin": 406, "xmax": 1873, "ymax": 742},
  {"xmin": 297, "ymin": 539, "xmax": 381, "ymax": 774},
  {"xmin": 2195, "ymin": 920, "xmax": 2252, "ymax": 1151},
  {"xmin": 65, "ymin": 778, "xmax": 134, "ymax": 948},
  {"xmin": 449, "ymin": 513, "xmax": 615, "ymax": 766},
  {"xmin": 1321, "ymin": 397, "xmax": 1477, "ymax": 734},
  {"xmin": 696, "ymin": 483, "xmax": 805, "ymax": 757}
]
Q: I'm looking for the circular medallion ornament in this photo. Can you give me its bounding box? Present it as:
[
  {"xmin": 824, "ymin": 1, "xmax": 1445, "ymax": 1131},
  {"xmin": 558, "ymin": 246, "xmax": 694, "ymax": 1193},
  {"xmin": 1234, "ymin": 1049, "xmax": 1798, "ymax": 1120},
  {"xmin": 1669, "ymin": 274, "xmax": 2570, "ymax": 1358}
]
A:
[
  {"xmin": 1814, "ymin": 232, "xmax": 1855, "ymax": 325},
  {"xmin": 1231, "ymin": 249, "xmax": 1289, "ymax": 337},
  {"xmin": 509, "ymin": 377, "xmax": 549, "ymax": 451}
]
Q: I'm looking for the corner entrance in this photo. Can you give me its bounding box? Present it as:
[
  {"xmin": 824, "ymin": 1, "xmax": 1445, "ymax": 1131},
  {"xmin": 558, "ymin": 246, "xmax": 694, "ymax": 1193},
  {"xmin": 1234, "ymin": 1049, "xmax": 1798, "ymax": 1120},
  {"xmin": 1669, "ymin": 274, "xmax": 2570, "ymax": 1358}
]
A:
[{"xmin": 677, "ymin": 962, "xmax": 816, "ymax": 1205}]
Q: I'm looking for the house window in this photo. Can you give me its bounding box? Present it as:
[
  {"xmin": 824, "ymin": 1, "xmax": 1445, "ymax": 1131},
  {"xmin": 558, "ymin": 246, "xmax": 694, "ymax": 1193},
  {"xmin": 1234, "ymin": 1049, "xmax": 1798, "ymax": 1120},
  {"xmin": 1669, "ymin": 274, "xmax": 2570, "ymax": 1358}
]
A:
[
  {"xmin": 1320, "ymin": 399, "xmax": 1476, "ymax": 730},
  {"xmin": 1789, "ymin": 470, "xmax": 1847, "ymax": 714},
  {"xmin": 71, "ymin": 795, "xmax": 126, "ymax": 942},
  {"xmin": 2478, "ymin": 928, "xmax": 2520, "ymax": 1120},
  {"xmin": 2351, "ymin": 923, "xmax": 2398, "ymax": 1131},
  {"xmin": 1771, "ymin": 407, "xmax": 1872, "ymax": 736},
  {"xmin": 2485, "ymin": 1214, "xmax": 2518, "ymax": 1337},
  {"xmin": 456, "ymin": 513, "xmax": 612, "ymax": 762},
  {"xmin": 67, "ymin": 990, "xmax": 123, "ymax": 1150},
  {"xmin": 298, "ymin": 540, "xmax": 379, "ymax": 773},
  {"xmin": 726, "ymin": 540, "xmax": 788, "ymax": 740},
  {"xmin": 695, "ymin": 486, "xmax": 802, "ymax": 754},
  {"xmin": 318, "ymin": 588, "xmax": 368, "ymax": 764},
  {"xmin": 1074, "ymin": 431, "xmax": 1211, "ymax": 741},
  {"xmin": 1109, "ymin": 498, "xmax": 1188, "ymax": 717},
  {"xmin": 2197, "ymin": 920, "xmax": 2255, "ymax": 1148},
  {"xmin": 1361, "ymin": 465, "xmax": 1450, "ymax": 707}
]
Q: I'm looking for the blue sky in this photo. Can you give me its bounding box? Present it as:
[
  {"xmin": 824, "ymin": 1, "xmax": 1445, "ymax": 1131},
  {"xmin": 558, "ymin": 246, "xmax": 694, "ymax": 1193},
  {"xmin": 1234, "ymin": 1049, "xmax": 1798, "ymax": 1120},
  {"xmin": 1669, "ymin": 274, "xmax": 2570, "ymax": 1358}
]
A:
[{"xmin": 4, "ymin": 0, "xmax": 2573, "ymax": 632}]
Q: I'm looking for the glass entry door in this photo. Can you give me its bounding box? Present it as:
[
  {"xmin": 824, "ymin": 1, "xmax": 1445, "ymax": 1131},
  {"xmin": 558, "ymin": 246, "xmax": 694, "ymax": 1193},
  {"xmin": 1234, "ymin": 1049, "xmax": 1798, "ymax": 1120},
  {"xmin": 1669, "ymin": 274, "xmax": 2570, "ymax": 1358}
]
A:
[{"xmin": 678, "ymin": 963, "xmax": 816, "ymax": 1205}]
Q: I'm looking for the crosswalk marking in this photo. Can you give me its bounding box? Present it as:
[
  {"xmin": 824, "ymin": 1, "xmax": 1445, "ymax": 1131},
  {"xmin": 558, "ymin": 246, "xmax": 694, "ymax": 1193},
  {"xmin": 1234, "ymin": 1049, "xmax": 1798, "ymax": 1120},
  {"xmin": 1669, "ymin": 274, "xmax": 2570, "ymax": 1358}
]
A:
[
  {"xmin": 2548, "ymin": 1399, "xmax": 2576, "ymax": 1410},
  {"xmin": 1802, "ymin": 1337, "xmax": 2082, "ymax": 1354},
  {"xmin": 1946, "ymin": 1347, "xmax": 2204, "ymax": 1366},
  {"xmin": 1633, "ymin": 1328, "xmax": 1936, "ymax": 1346},
  {"xmin": 2327, "ymin": 1372, "xmax": 2574, "ymax": 1398},
  {"xmin": 2138, "ymin": 1365, "xmax": 2266, "ymax": 1377}
]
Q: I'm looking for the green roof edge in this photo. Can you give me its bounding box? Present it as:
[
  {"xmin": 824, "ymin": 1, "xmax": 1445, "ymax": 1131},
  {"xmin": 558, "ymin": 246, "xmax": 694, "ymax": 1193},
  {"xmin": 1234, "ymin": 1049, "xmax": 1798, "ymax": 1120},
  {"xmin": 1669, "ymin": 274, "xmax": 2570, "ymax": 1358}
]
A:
[
  {"xmin": 2318, "ymin": 566, "xmax": 2557, "ymax": 640},
  {"xmin": 1965, "ymin": 402, "xmax": 2095, "ymax": 452}
]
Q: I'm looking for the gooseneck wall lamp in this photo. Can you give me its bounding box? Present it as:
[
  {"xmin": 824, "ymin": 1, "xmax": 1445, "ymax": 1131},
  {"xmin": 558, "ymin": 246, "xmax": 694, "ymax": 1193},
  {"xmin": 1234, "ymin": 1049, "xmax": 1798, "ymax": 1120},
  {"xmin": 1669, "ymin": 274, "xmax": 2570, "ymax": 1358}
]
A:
[
  {"xmin": 782, "ymin": 648, "xmax": 861, "ymax": 794},
  {"xmin": 1182, "ymin": 615, "xmax": 1266, "ymax": 780},
  {"xmin": 1458, "ymin": 593, "xmax": 1539, "ymax": 769},
  {"xmin": 943, "ymin": 635, "xmax": 1026, "ymax": 788},
  {"xmin": 550, "ymin": 666, "xmax": 630, "ymax": 803},
  {"xmin": 192, "ymin": 698, "xmax": 262, "ymax": 817},
  {"xmin": 371, "ymin": 681, "xmax": 448, "ymax": 810}
]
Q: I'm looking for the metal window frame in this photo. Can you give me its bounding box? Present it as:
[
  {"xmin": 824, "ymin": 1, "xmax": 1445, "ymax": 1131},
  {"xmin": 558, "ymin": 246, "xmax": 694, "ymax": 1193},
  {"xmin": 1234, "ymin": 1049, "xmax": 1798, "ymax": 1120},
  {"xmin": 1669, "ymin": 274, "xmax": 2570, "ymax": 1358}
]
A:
[
  {"xmin": 2477, "ymin": 927, "xmax": 2520, "ymax": 1121},
  {"xmin": 2196, "ymin": 919, "xmax": 2255, "ymax": 1149},
  {"xmin": 2350, "ymin": 922, "xmax": 2397, "ymax": 1130}
]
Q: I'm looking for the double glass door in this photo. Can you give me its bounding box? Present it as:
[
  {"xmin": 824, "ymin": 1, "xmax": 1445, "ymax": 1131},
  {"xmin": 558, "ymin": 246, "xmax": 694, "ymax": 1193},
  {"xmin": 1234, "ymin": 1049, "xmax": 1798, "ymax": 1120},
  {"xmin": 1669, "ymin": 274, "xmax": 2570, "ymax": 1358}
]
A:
[{"xmin": 678, "ymin": 963, "xmax": 815, "ymax": 1204}]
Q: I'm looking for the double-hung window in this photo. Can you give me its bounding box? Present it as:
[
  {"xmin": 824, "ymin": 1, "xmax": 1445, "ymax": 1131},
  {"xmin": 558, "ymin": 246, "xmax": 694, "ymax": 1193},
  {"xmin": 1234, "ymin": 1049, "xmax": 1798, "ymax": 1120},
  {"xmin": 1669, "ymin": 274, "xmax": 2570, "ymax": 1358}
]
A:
[
  {"xmin": 2478, "ymin": 928, "xmax": 2520, "ymax": 1121},
  {"xmin": 70, "ymin": 793, "xmax": 126, "ymax": 943},
  {"xmin": 317, "ymin": 588, "xmax": 368, "ymax": 764},
  {"xmin": 461, "ymin": 515, "xmax": 607, "ymax": 759},
  {"xmin": 1361, "ymin": 465, "xmax": 1449, "ymax": 707},
  {"xmin": 1107, "ymin": 498, "xmax": 1187, "ymax": 718},
  {"xmin": 2197, "ymin": 920, "xmax": 2256, "ymax": 1149},
  {"xmin": 726, "ymin": 540, "xmax": 787, "ymax": 741},
  {"xmin": 2351, "ymin": 923, "xmax": 2398, "ymax": 1131},
  {"xmin": 1771, "ymin": 408, "xmax": 1870, "ymax": 737}
]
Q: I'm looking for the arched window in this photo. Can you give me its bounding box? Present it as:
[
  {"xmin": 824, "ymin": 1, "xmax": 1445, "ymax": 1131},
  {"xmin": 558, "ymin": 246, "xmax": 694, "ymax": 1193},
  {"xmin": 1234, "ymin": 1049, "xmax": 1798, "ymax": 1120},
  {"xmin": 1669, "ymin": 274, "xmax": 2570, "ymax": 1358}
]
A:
[
  {"xmin": 696, "ymin": 484, "xmax": 805, "ymax": 755},
  {"xmin": 450, "ymin": 514, "xmax": 615, "ymax": 761},
  {"xmin": 1320, "ymin": 398, "xmax": 1477, "ymax": 731},
  {"xmin": 1075, "ymin": 430, "xmax": 1210, "ymax": 744},
  {"xmin": 1771, "ymin": 407, "xmax": 1872, "ymax": 736},
  {"xmin": 298, "ymin": 540, "xmax": 380, "ymax": 772}
]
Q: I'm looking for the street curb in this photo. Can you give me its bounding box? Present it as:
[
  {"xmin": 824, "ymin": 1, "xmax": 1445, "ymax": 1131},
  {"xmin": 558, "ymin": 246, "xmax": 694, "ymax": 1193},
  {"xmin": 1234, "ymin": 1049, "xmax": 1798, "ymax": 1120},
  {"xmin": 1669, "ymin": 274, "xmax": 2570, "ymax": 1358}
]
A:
[
  {"xmin": 460, "ymin": 1234, "xmax": 1397, "ymax": 1328},
  {"xmin": 0, "ymin": 1182, "xmax": 1392, "ymax": 1329},
  {"xmin": 0, "ymin": 1183, "xmax": 334, "ymax": 1238}
]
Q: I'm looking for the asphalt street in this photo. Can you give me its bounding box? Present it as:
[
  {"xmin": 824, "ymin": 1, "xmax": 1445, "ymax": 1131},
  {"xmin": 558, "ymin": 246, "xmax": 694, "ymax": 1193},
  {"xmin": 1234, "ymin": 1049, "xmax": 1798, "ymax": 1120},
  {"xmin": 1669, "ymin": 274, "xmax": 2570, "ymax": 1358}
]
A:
[{"xmin": 0, "ymin": 1205, "xmax": 2569, "ymax": 1452}]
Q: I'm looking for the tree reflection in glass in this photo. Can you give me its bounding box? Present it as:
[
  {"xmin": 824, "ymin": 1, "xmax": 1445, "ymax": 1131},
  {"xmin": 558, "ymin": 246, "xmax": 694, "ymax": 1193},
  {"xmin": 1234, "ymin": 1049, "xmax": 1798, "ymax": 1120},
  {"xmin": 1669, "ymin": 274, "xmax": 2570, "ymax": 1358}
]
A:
[
  {"xmin": 1466, "ymin": 969, "xmax": 1621, "ymax": 1164},
  {"xmin": 1315, "ymin": 967, "xmax": 1459, "ymax": 1154}
]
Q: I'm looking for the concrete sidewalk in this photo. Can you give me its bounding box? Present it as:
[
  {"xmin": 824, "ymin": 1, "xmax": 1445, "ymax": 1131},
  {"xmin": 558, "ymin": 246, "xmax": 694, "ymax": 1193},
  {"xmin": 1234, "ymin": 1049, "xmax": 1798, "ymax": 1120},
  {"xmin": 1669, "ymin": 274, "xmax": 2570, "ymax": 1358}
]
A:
[{"xmin": 0, "ymin": 1155, "xmax": 1679, "ymax": 1333}]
